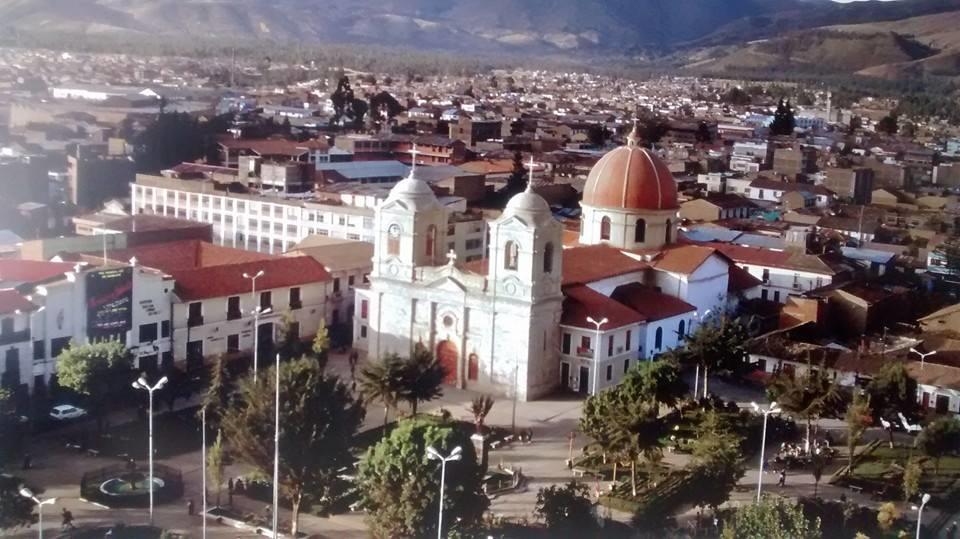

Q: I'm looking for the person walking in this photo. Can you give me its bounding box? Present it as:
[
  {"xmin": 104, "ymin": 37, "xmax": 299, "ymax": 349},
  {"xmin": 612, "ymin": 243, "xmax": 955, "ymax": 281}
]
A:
[
  {"xmin": 187, "ymin": 498, "xmax": 195, "ymax": 516},
  {"xmin": 61, "ymin": 508, "xmax": 75, "ymax": 530},
  {"xmin": 778, "ymin": 469, "xmax": 787, "ymax": 487},
  {"xmin": 227, "ymin": 477, "xmax": 234, "ymax": 506}
]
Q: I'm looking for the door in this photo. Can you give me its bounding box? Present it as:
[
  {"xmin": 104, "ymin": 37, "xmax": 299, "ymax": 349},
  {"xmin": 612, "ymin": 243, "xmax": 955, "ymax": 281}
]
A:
[
  {"xmin": 436, "ymin": 340, "xmax": 459, "ymax": 385},
  {"xmin": 560, "ymin": 362, "xmax": 570, "ymax": 390},
  {"xmin": 922, "ymin": 392, "xmax": 931, "ymax": 409},
  {"xmin": 578, "ymin": 366, "xmax": 589, "ymax": 394},
  {"xmin": 467, "ymin": 353, "xmax": 479, "ymax": 382},
  {"xmin": 936, "ymin": 395, "xmax": 950, "ymax": 414},
  {"xmin": 257, "ymin": 322, "xmax": 274, "ymax": 358}
]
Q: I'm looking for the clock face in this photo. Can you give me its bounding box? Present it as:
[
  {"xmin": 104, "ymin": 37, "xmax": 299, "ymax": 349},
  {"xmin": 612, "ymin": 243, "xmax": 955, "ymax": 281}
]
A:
[{"xmin": 388, "ymin": 224, "xmax": 401, "ymax": 237}]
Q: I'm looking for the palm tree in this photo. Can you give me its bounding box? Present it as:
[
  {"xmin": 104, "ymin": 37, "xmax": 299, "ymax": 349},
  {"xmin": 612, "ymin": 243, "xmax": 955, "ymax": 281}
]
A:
[
  {"xmin": 469, "ymin": 395, "xmax": 495, "ymax": 434},
  {"xmin": 607, "ymin": 396, "xmax": 663, "ymax": 497},
  {"xmin": 358, "ymin": 353, "xmax": 404, "ymax": 428},
  {"xmin": 400, "ymin": 344, "xmax": 445, "ymax": 415},
  {"xmin": 767, "ymin": 356, "xmax": 840, "ymax": 453}
]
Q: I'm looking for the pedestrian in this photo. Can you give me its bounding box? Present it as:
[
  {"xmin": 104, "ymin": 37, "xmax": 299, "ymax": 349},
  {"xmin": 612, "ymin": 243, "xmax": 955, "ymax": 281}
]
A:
[
  {"xmin": 778, "ymin": 469, "xmax": 787, "ymax": 487},
  {"xmin": 22, "ymin": 453, "xmax": 32, "ymax": 470},
  {"xmin": 227, "ymin": 477, "xmax": 234, "ymax": 505},
  {"xmin": 187, "ymin": 498, "xmax": 195, "ymax": 516},
  {"xmin": 61, "ymin": 508, "xmax": 75, "ymax": 530},
  {"xmin": 235, "ymin": 478, "xmax": 244, "ymax": 493}
]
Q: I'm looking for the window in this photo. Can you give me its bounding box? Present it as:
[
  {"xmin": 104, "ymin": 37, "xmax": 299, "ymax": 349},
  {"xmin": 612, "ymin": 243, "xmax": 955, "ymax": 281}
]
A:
[
  {"xmin": 634, "ymin": 219, "xmax": 646, "ymax": 243},
  {"xmin": 580, "ymin": 335, "xmax": 592, "ymax": 352},
  {"xmin": 678, "ymin": 320, "xmax": 685, "ymax": 340},
  {"xmin": 360, "ymin": 325, "xmax": 367, "ymax": 338},
  {"xmin": 600, "ymin": 216, "xmax": 611, "ymax": 240},
  {"xmin": 655, "ymin": 327, "xmax": 663, "ymax": 350},
  {"xmin": 260, "ymin": 291, "xmax": 272, "ymax": 310},
  {"xmin": 33, "ymin": 340, "xmax": 45, "ymax": 361},
  {"xmin": 623, "ymin": 359, "xmax": 630, "ymax": 374},
  {"xmin": 762, "ymin": 268, "xmax": 770, "ymax": 283},
  {"xmin": 227, "ymin": 334, "xmax": 240, "ymax": 353},
  {"xmin": 561, "ymin": 332, "xmax": 571, "ymax": 354},
  {"xmin": 543, "ymin": 242, "xmax": 554, "ymax": 274},
  {"xmin": 188, "ymin": 302, "xmax": 203, "ymax": 327},
  {"xmin": 161, "ymin": 320, "xmax": 170, "ymax": 338},
  {"xmin": 665, "ymin": 219, "xmax": 672, "ymax": 244},
  {"xmin": 51, "ymin": 337, "xmax": 71, "ymax": 358},
  {"xmin": 774, "ymin": 290, "xmax": 781, "ymax": 303},
  {"xmin": 625, "ymin": 330, "xmax": 632, "ymax": 351},
  {"xmin": 348, "ymin": 276, "xmax": 355, "ymax": 288},
  {"xmin": 758, "ymin": 189, "xmax": 765, "ymax": 200},
  {"xmin": 504, "ymin": 241, "xmax": 519, "ymax": 270},
  {"xmin": 465, "ymin": 239, "xmax": 483, "ymax": 250},
  {"xmin": 387, "ymin": 224, "xmax": 400, "ymax": 256},
  {"xmin": 227, "ymin": 296, "xmax": 242, "ymax": 320},
  {"xmin": 761, "ymin": 288, "xmax": 769, "ymax": 301},
  {"xmin": 361, "ymin": 300, "xmax": 369, "ymax": 319},
  {"xmin": 426, "ymin": 225, "xmax": 437, "ymax": 259},
  {"xmin": 606, "ymin": 364, "xmax": 613, "ymax": 381},
  {"xmin": 139, "ymin": 323, "xmax": 158, "ymax": 344},
  {"xmin": 607, "ymin": 335, "xmax": 614, "ymax": 357},
  {"xmin": 333, "ymin": 278, "xmax": 341, "ymax": 293},
  {"xmin": 0, "ymin": 318, "xmax": 12, "ymax": 335},
  {"xmin": 289, "ymin": 287, "xmax": 302, "ymax": 309}
]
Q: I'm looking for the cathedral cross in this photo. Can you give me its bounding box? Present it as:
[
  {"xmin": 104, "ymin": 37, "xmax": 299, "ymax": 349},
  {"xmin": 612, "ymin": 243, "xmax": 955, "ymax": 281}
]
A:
[
  {"xmin": 446, "ymin": 249, "xmax": 458, "ymax": 266},
  {"xmin": 408, "ymin": 143, "xmax": 420, "ymax": 177}
]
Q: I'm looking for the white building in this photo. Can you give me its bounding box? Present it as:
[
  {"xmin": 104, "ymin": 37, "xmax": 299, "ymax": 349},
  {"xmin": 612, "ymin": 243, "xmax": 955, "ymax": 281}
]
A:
[{"xmin": 355, "ymin": 128, "xmax": 759, "ymax": 399}]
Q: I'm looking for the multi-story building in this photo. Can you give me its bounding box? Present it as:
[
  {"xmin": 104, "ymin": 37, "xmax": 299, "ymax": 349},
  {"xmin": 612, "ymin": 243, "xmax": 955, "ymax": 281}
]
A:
[
  {"xmin": 822, "ymin": 167, "xmax": 874, "ymax": 204},
  {"xmin": 67, "ymin": 144, "xmax": 136, "ymax": 211}
]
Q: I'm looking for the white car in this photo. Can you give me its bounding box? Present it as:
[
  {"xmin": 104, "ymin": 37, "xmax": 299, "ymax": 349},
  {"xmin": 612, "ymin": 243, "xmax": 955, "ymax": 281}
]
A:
[{"xmin": 49, "ymin": 405, "xmax": 87, "ymax": 421}]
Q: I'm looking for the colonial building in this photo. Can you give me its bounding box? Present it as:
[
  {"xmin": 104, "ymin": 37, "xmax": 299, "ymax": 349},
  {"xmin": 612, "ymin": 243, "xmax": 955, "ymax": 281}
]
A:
[{"xmin": 354, "ymin": 130, "xmax": 760, "ymax": 400}]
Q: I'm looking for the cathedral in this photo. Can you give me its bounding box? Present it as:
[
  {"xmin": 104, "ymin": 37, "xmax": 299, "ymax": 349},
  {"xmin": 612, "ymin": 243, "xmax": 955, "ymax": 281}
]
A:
[{"xmin": 353, "ymin": 129, "xmax": 760, "ymax": 400}]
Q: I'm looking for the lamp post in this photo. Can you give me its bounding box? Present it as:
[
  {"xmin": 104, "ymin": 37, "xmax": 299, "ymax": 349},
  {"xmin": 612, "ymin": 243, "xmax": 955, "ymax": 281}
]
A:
[
  {"xmin": 751, "ymin": 401, "xmax": 780, "ymax": 503},
  {"xmin": 914, "ymin": 492, "xmax": 931, "ymax": 539},
  {"xmin": 201, "ymin": 406, "xmax": 207, "ymax": 539},
  {"xmin": 586, "ymin": 316, "xmax": 608, "ymax": 395},
  {"xmin": 426, "ymin": 446, "xmax": 462, "ymax": 539},
  {"xmin": 132, "ymin": 374, "xmax": 168, "ymax": 526},
  {"xmin": 693, "ymin": 309, "xmax": 712, "ymax": 399},
  {"xmin": 19, "ymin": 487, "xmax": 55, "ymax": 539},
  {"xmin": 272, "ymin": 353, "xmax": 280, "ymax": 539},
  {"xmin": 909, "ymin": 348, "xmax": 937, "ymax": 370},
  {"xmin": 243, "ymin": 270, "xmax": 265, "ymax": 382}
]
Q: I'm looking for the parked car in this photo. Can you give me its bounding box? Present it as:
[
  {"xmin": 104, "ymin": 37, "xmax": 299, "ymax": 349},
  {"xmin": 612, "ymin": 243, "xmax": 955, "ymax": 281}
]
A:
[{"xmin": 49, "ymin": 405, "xmax": 87, "ymax": 421}]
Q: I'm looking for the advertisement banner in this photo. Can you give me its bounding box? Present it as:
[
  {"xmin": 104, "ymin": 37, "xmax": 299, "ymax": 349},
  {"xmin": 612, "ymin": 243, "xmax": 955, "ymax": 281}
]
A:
[{"xmin": 86, "ymin": 267, "xmax": 133, "ymax": 340}]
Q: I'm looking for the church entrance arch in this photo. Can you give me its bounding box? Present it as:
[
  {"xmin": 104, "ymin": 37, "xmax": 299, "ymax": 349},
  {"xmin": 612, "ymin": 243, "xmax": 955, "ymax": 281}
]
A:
[{"xmin": 436, "ymin": 340, "xmax": 459, "ymax": 385}]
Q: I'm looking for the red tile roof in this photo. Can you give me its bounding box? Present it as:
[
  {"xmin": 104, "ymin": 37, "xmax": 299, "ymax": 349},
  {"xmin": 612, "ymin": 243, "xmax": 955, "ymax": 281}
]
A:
[
  {"xmin": 561, "ymin": 284, "xmax": 645, "ymax": 330},
  {"xmin": 610, "ymin": 283, "xmax": 697, "ymax": 321},
  {"xmin": 562, "ymin": 245, "xmax": 649, "ymax": 286},
  {"xmin": 0, "ymin": 289, "xmax": 38, "ymax": 315},
  {"xmin": 653, "ymin": 245, "xmax": 716, "ymax": 275},
  {"xmin": 171, "ymin": 256, "xmax": 331, "ymax": 301},
  {"xmin": 728, "ymin": 263, "xmax": 763, "ymax": 292},
  {"xmin": 105, "ymin": 240, "xmax": 277, "ymax": 273},
  {"xmin": 219, "ymin": 138, "xmax": 329, "ymax": 156},
  {"xmin": 0, "ymin": 260, "xmax": 76, "ymax": 286}
]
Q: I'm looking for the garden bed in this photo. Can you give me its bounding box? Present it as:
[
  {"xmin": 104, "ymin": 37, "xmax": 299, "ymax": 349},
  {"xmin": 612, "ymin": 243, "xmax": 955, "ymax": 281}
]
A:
[{"xmin": 842, "ymin": 443, "xmax": 960, "ymax": 504}]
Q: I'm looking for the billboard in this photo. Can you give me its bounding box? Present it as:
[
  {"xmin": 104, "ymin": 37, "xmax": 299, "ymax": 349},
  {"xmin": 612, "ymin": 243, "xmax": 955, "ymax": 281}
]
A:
[{"xmin": 86, "ymin": 267, "xmax": 133, "ymax": 340}]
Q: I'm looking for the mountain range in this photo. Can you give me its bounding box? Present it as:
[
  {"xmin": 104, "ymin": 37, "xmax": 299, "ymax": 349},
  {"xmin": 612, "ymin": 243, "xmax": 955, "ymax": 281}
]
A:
[{"xmin": 5, "ymin": 0, "xmax": 960, "ymax": 78}]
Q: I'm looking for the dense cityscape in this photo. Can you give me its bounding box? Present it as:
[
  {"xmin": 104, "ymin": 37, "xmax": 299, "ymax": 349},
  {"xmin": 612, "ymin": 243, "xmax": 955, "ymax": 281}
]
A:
[{"xmin": 2, "ymin": 4, "xmax": 960, "ymax": 538}]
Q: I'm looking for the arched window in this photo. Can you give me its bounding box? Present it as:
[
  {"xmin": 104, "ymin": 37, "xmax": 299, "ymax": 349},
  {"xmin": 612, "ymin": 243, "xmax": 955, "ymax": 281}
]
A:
[
  {"xmin": 635, "ymin": 218, "xmax": 646, "ymax": 243},
  {"xmin": 543, "ymin": 242, "xmax": 554, "ymax": 274},
  {"xmin": 387, "ymin": 224, "xmax": 400, "ymax": 256},
  {"xmin": 655, "ymin": 327, "xmax": 663, "ymax": 350},
  {"xmin": 678, "ymin": 320, "xmax": 685, "ymax": 339},
  {"xmin": 600, "ymin": 216, "xmax": 611, "ymax": 241},
  {"xmin": 665, "ymin": 219, "xmax": 672, "ymax": 244},
  {"xmin": 504, "ymin": 241, "xmax": 519, "ymax": 270},
  {"xmin": 425, "ymin": 225, "xmax": 437, "ymax": 259}
]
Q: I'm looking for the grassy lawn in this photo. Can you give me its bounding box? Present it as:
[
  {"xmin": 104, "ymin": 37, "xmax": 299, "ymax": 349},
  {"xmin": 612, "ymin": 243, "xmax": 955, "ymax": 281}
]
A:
[{"xmin": 849, "ymin": 444, "xmax": 960, "ymax": 499}]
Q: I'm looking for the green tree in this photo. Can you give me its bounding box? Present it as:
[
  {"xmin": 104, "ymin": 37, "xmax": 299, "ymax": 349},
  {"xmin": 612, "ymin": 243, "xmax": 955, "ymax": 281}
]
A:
[
  {"xmin": 201, "ymin": 354, "xmax": 231, "ymax": 431},
  {"xmin": 917, "ymin": 416, "xmax": 960, "ymax": 474},
  {"xmin": 0, "ymin": 387, "xmax": 22, "ymax": 465},
  {"xmin": 132, "ymin": 111, "xmax": 228, "ymax": 172},
  {"xmin": 222, "ymin": 357, "xmax": 364, "ymax": 534},
  {"xmin": 903, "ymin": 456, "xmax": 922, "ymax": 502},
  {"xmin": 356, "ymin": 417, "xmax": 489, "ymax": 539},
  {"xmin": 876, "ymin": 115, "xmax": 899, "ymax": 136},
  {"xmin": 358, "ymin": 353, "xmax": 405, "ymax": 428},
  {"xmin": 534, "ymin": 481, "xmax": 597, "ymax": 537},
  {"xmin": 770, "ymin": 99, "xmax": 796, "ymax": 136},
  {"xmin": 310, "ymin": 323, "xmax": 330, "ymax": 370},
  {"xmin": 504, "ymin": 150, "xmax": 527, "ymax": 197},
  {"xmin": 721, "ymin": 87, "xmax": 752, "ymax": 106},
  {"xmin": 845, "ymin": 391, "xmax": 872, "ymax": 468},
  {"xmin": 767, "ymin": 359, "xmax": 840, "ymax": 453},
  {"xmin": 400, "ymin": 345, "xmax": 445, "ymax": 415},
  {"xmin": 689, "ymin": 411, "xmax": 745, "ymax": 510},
  {"xmin": 607, "ymin": 394, "xmax": 663, "ymax": 497},
  {"xmin": 56, "ymin": 341, "xmax": 134, "ymax": 432},
  {"xmin": 207, "ymin": 430, "xmax": 226, "ymax": 507},
  {"xmin": 876, "ymin": 501, "xmax": 898, "ymax": 532},
  {"xmin": 620, "ymin": 359, "xmax": 687, "ymax": 411},
  {"xmin": 721, "ymin": 496, "xmax": 821, "ymax": 539},
  {"xmin": 867, "ymin": 362, "xmax": 918, "ymax": 435},
  {"xmin": 275, "ymin": 311, "xmax": 304, "ymax": 362},
  {"xmin": 0, "ymin": 475, "xmax": 35, "ymax": 529},
  {"xmin": 579, "ymin": 389, "xmax": 618, "ymax": 467},
  {"xmin": 678, "ymin": 316, "xmax": 752, "ymax": 387}
]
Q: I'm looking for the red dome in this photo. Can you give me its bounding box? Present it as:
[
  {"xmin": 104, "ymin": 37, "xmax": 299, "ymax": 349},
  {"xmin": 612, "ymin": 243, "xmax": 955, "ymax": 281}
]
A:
[{"xmin": 582, "ymin": 144, "xmax": 678, "ymax": 211}]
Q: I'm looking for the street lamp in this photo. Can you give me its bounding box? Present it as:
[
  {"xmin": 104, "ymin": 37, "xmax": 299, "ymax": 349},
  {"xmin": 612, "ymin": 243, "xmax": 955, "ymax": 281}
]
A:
[
  {"xmin": 751, "ymin": 401, "xmax": 780, "ymax": 503},
  {"xmin": 19, "ymin": 487, "xmax": 55, "ymax": 539},
  {"xmin": 132, "ymin": 374, "xmax": 168, "ymax": 526},
  {"xmin": 426, "ymin": 446, "xmax": 462, "ymax": 539},
  {"xmin": 271, "ymin": 353, "xmax": 280, "ymax": 539},
  {"xmin": 243, "ymin": 270, "xmax": 265, "ymax": 382},
  {"xmin": 201, "ymin": 406, "xmax": 207, "ymax": 539},
  {"xmin": 914, "ymin": 492, "xmax": 931, "ymax": 539},
  {"xmin": 693, "ymin": 309, "xmax": 712, "ymax": 399},
  {"xmin": 909, "ymin": 348, "xmax": 937, "ymax": 370},
  {"xmin": 586, "ymin": 316, "xmax": 608, "ymax": 395}
]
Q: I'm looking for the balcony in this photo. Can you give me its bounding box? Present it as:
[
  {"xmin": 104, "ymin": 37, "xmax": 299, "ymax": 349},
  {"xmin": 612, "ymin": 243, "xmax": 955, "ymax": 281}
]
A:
[
  {"xmin": 575, "ymin": 346, "xmax": 594, "ymax": 359},
  {"xmin": 289, "ymin": 301, "xmax": 302, "ymax": 310},
  {"xmin": 227, "ymin": 310, "xmax": 243, "ymax": 321},
  {"xmin": 0, "ymin": 329, "xmax": 30, "ymax": 345},
  {"xmin": 187, "ymin": 315, "xmax": 204, "ymax": 328}
]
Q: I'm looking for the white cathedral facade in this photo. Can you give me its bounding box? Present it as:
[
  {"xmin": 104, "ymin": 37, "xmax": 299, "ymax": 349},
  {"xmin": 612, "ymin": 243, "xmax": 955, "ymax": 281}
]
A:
[{"xmin": 354, "ymin": 132, "xmax": 759, "ymax": 400}]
